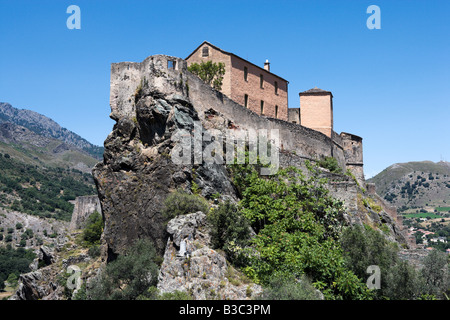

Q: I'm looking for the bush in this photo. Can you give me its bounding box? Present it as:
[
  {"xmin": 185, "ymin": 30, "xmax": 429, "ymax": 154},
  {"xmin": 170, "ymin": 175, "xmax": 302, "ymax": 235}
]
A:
[
  {"xmin": 421, "ymin": 249, "xmax": 449, "ymax": 299},
  {"xmin": 258, "ymin": 273, "xmax": 322, "ymax": 300},
  {"xmin": 383, "ymin": 260, "xmax": 424, "ymax": 300},
  {"xmin": 208, "ymin": 200, "xmax": 251, "ymax": 266},
  {"xmin": 87, "ymin": 239, "xmax": 160, "ymax": 300},
  {"xmin": 162, "ymin": 189, "xmax": 209, "ymax": 219},
  {"xmin": 317, "ymin": 156, "xmax": 342, "ymax": 174},
  {"xmin": 82, "ymin": 211, "xmax": 103, "ymax": 246},
  {"xmin": 230, "ymin": 163, "xmax": 368, "ymax": 299},
  {"xmin": 88, "ymin": 245, "xmax": 101, "ymax": 258},
  {"xmin": 341, "ymin": 225, "xmax": 399, "ymax": 282}
]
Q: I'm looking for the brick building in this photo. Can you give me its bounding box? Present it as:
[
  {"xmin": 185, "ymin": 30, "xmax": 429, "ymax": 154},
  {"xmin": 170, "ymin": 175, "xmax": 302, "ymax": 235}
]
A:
[
  {"xmin": 186, "ymin": 41, "xmax": 289, "ymax": 121},
  {"xmin": 298, "ymin": 87, "xmax": 334, "ymax": 137}
]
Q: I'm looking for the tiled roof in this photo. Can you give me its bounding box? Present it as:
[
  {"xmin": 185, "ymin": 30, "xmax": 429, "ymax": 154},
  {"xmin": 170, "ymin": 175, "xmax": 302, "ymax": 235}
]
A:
[{"xmin": 299, "ymin": 87, "xmax": 333, "ymax": 95}]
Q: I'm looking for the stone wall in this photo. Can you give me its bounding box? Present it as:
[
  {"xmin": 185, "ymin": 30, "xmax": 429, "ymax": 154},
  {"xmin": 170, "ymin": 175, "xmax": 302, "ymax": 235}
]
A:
[
  {"xmin": 341, "ymin": 132, "xmax": 364, "ymax": 185},
  {"xmin": 288, "ymin": 108, "xmax": 300, "ymax": 124},
  {"xmin": 69, "ymin": 195, "xmax": 102, "ymax": 230},
  {"xmin": 109, "ymin": 55, "xmax": 349, "ymax": 171}
]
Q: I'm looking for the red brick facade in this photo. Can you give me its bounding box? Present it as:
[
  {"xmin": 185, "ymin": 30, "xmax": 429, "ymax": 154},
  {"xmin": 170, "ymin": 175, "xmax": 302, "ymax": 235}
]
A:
[{"xmin": 186, "ymin": 41, "xmax": 289, "ymax": 121}]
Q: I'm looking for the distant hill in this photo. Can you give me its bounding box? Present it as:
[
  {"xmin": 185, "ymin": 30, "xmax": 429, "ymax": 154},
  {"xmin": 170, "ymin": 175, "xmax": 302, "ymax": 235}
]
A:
[
  {"xmin": 0, "ymin": 122, "xmax": 98, "ymax": 172},
  {"xmin": 0, "ymin": 102, "xmax": 100, "ymax": 222},
  {"xmin": 0, "ymin": 102, "xmax": 103, "ymax": 159},
  {"xmin": 367, "ymin": 161, "xmax": 450, "ymax": 211}
]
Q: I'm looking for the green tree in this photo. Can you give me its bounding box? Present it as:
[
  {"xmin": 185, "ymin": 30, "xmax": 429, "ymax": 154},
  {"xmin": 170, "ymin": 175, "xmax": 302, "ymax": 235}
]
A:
[
  {"xmin": 208, "ymin": 200, "xmax": 251, "ymax": 266},
  {"xmin": 188, "ymin": 61, "xmax": 226, "ymax": 90},
  {"xmin": 82, "ymin": 211, "xmax": 103, "ymax": 245},
  {"xmin": 6, "ymin": 273, "xmax": 18, "ymax": 287},
  {"xmin": 421, "ymin": 249, "xmax": 449, "ymax": 299},
  {"xmin": 340, "ymin": 225, "xmax": 399, "ymax": 289},
  {"xmin": 383, "ymin": 260, "xmax": 423, "ymax": 300},
  {"xmin": 83, "ymin": 211, "xmax": 103, "ymax": 245},
  {"xmin": 87, "ymin": 239, "xmax": 160, "ymax": 300},
  {"xmin": 230, "ymin": 162, "xmax": 369, "ymax": 299}
]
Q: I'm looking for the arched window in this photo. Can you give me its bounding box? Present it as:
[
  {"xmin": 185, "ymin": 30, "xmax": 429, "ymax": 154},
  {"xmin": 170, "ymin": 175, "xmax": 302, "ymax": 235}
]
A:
[
  {"xmin": 275, "ymin": 105, "xmax": 278, "ymax": 118},
  {"xmin": 275, "ymin": 81, "xmax": 278, "ymax": 95},
  {"xmin": 244, "ymin": 67, "xmax": 248, "ymax": 81}
]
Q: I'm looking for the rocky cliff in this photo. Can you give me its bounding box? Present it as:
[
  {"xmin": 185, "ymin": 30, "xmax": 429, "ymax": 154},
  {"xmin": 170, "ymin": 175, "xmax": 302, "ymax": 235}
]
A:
[{"xmin": 92, "ymin": 73, "xmax": 237, "ymax": 258}]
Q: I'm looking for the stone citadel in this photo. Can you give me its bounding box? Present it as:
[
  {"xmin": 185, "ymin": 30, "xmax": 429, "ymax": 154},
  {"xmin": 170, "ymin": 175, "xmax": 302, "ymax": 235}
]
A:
[{"xmin": 99, "ymin": 43, "xmax": 413, "ymax": 259}]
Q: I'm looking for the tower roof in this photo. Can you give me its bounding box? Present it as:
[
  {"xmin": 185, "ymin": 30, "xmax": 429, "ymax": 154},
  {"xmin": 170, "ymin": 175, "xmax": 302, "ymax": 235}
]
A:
[{"xmin": 299, "ymin": 87, "xmax": 333, "ymax": 97}]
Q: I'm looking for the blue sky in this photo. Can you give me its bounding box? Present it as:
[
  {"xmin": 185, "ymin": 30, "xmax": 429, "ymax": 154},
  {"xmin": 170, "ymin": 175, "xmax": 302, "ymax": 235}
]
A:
[{"xmin": 0, "ymin": 0, "xmax": 449, "ymax": 178}]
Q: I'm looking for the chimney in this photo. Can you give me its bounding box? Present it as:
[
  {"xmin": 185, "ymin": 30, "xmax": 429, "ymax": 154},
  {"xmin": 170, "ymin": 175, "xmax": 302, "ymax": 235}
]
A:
[{"xmin": 264, "ymin": 59, "xmax": 270, "ymax": 72}]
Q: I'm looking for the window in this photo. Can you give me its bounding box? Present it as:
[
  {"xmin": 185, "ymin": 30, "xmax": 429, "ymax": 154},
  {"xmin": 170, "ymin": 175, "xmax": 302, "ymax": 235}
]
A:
[
  {"xmin": 260, "ymin": 100, "xmax": 264, "ymax": 115},
  {"xmin": 275, "ymin": 105, "xmax": 278, "ymax": 118},
  {"xmin": 168, "ymin": 60, "xmax": 176, "ymax": 69},
  {"xmin": 244, "ymin": 67, "xmax": 248, "ymax": 81},
  {"xmin": 202, "ymin": 46, "xmax": 209, "ymax": 57},
  {"xmin": 260, "ymin": 75, "xmax": 264, "ymax": 88},
  {"xmin": 244, "ymin": 94, "xmax": 249, "ymax": 108},
  {"xmin": 275, "ymin": 81, "xmax": 278, "ymax": 95}
]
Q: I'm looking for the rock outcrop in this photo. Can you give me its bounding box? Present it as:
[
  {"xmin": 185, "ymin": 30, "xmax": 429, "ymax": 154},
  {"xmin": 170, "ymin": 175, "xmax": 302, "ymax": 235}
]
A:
[
  {"xmin": 157, "ymin": 211, "xmax": 262, "ymax": 300},
  {"xmin": 92, "ymin": 68, "xmax": 237, "ymax": 259}
]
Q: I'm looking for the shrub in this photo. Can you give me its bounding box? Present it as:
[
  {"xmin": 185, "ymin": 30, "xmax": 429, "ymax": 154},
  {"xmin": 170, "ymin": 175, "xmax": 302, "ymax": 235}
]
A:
[
  {"xmin": 258, "ymin": 273, "xmax": 322, "ymax": 300},
  {"xmin": 340, "ymin": 224, "xmax": 399, "ymax": 296},
  {"xmin": 231, "ymin": 163, "xmax": 368, "ymax": 299},
  {"xmin": 87, "ymin": 239, "xmax": 160, "ymax": 300},
  {"xmin": 82, "ymin": 211, "xmax": 103, "ymax": 246},
  {"xmin": 162, "ymin": 189, "xmax": 209, "ymax": 219},
  {"xmin": 421, "ymin": 249, "xmax": 449, "ymax": 299},
  {"xmin": 88, "ymin": 245, "xmax": 101, "ymax": 258},
  {"xmin": 208, "ymin": 200, "xmax": 251, "ymax": 266},
  {"xmin": 383, "ymin": 260, "xmax": 424, "ymax": 300},
  {"xmin": 317, "ymin": 156, "xmax": 342, "ymax": 174}
]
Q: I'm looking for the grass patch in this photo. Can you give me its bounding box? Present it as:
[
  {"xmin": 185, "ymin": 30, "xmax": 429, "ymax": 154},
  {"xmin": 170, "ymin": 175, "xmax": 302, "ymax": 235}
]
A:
[{"xmin": 402, "ymin": 212, "xmax": 442, "ymax": 219}]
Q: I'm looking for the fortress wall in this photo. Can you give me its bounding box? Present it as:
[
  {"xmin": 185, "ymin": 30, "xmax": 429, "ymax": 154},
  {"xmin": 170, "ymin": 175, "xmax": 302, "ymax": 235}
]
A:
[
  {"xmin": 185, "ymin": 65, "xmax": 346, "ymax": 167},
  {"xmin": 110, "ymin": 55, "xmax": 350, "ymax": 171},
  {"xmin": 69, "ymin": 195, "xmax": 102, "ymax": 230}
]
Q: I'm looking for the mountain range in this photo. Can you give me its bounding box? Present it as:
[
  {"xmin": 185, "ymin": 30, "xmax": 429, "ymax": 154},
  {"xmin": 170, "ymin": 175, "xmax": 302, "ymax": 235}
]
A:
[{"xmin": 0, "ymin": 102, "xmax": 103, "ymax": 160}]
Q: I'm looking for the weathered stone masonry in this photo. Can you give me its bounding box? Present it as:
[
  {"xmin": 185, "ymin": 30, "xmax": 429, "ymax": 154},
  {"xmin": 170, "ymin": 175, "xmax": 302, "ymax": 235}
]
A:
[{"xmin": 109, "ymin": 55, "xmax": 362, "ymax": 174}]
